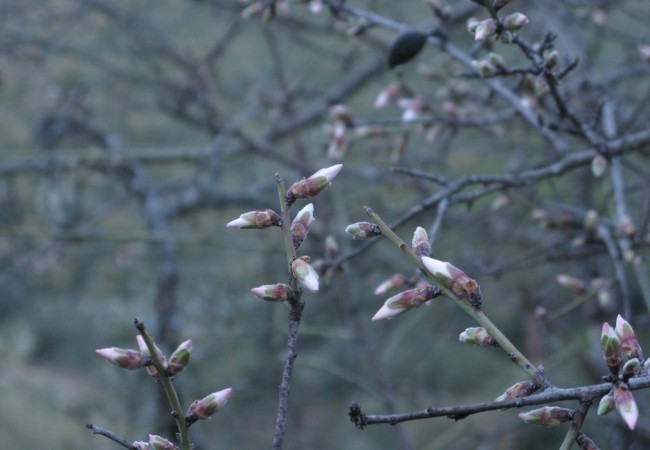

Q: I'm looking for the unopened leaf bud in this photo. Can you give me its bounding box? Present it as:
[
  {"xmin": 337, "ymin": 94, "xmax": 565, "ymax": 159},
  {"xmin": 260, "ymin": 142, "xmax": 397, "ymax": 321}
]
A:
[
  {"xmin": 374, "ymin": 274, "xmax": 408, "ymax": 296},
  {"xmin": 412, "ymin": 227, "xmax": 431, "ymax": 257},
  {"xmin": 495, "ymin": 380, "xmax": 537, "ymax": 402},
  {"xmin": 167, "ymin": 340, "xmax": 192, "ymax": 375},
  {"xmin": 473, "ymin": 19, "xmax": 497, "ymax": 41},
  {"xmin": 291, "ymin": 256, "xmax": 319, "ymax": 292},
  {"xmin": 597, "ymin": 390, "xmax": 615, "ymax": 416},
  {"xmin": 459, "ymin": 327, "xmax": 498, "ymax": 347},
  {"xmin": 95, "ymin": 347, "xmax": 144, "ymax": 370},
  {"xmin": 148, "ymin": 434, "xmax": 176, "ymax": 450},
  {"xmin": 518, "ymin": 406, "xmax": 573, "ymax": 426},
  {"xmin": 132, "ymin": 441, "xmax": 150, "ymax": 450},
  {"xmin": 226, "ymin": 209, "xmax": 281, "ymax": 229},
  {"xmin": 591, "ymin": 154, "xmax": 607, "ymax": 177},
  {"xmin": 421, "ymin": 256, "xmax": 482, "ymax": 309},
  {"xmin": 601, "ymin": 322, "xmax": 622, "ymax": 373},
  {"xmin": 544, "ymin": 50, "xmax": 559, "ymax": 69},
  {"xmin": 614, "ymin": 384, "xmax": 638, "ymax": 429},
  {"xmin": 251, "ymin": 283, "xmax": 292, "ymax": 302},
  {"xmin": 290, "ymin": 203, "xmax": 315, "ymax": 250},
  {"xmin": 615, "ymin": 315, "xmax": 643, "ymax": 360},
  {"xmin": 324, "ymin": 235, "xmax": 339, "ymax": 260},
  {"xmin": 472, "ymin": 59, "xmax": 498, "ymax": 78},
  {"xmin": 345, "ymin": 222, "xmax": 382, "ymax": 240},
  {"xmin": 372, "ymin": 285, "xmax": 441, "ymax": 321},
  {"xmin": 136, "ymin": 335, "xmax": 166, "ymax": 381},
  {"xmin": 555, "ymin": 274, "xmax": 586, "ymax": 294},
  {"xmin": 487, "ymin": 52, "xmax": 506, "ymax": 70},
  {"xmin": 576, "ymin": 434, "xmax": 599, "ymax": 450},
  {"xmin": 286, "ymin": 164, "xmax": 343, "ymax": 206},
  {"xmin": 622, "ymin": 358, "xmax": 641, "ymax": 380},
  {"xmin": 186, "ymin": 388, "xmax": 233, "ymax": 424},
  {"xmin": 502, "ymin": 13, "xmax": 529, "ymax": 31}
]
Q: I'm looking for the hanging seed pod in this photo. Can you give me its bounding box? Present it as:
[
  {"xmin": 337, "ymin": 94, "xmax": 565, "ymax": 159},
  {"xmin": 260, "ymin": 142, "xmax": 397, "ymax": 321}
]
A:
[{"xmin": 387, "ymin": 30, "xmax": 428, "ymax": 68}]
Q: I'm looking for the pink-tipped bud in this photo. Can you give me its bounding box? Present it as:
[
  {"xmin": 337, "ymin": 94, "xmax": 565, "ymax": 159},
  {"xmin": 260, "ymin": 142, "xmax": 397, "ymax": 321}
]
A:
[
  {"xmin": 290, "ymin": 203, "xmax": 315, "ymax": 250},
  {"xmin": 467, "ymin": 18, "xmax": 480, "ymax": 35},
  {"xmin": 502, "ymin": 13, "xmax": 529, "ymax": 31},
  {"xmin": 459, "ymin": 327, "xmax": 498, "ymax": 347},
  {"xmin": 412, "ymin": 227, "xmax": 431, "ymax": 257},
  {"xmin": 597, "ymin": 389, "xmax": 615, "ymax": 416},
  {"xmin": 286, "ymin": 165, "xmax": 343, "ymax": 206},
  {"xmin": 186, "ymin": 387, "xmax": 233, "ymax": 423},
  {"xmin": 591, "ymin": 154, "xmax": 608, "ymax": 177},
  {"xmin": 132, "ymin": 441, "xmax": 150, "ymax": 450},
  {"xmin": 226, "ymin": 209, "xmax": 281, "ymax": 229},
  {"xmin": 518, "ymin": 406, "xmax": 573, "ymax": 426},
  {"xmin": 495, "ymin": 380, "xmax": 537, "ymax": 402},
  {"xmin": 555, "ymin": 274, "xmax": 586, "ymax": 294},
  {"xmin": 167, "ymin": 340, "xmax": 192, "ymax": 375},
  {"xmin": 95, "ymin": 347, "xmax": 144, "ymax": 370},
  {"xmin": 251, "ymin": 283, "xmax": 292, "ymax": 302},
  {"xmin": 473, "ymin": 19, "xmax": 497, "ymax": 41},
  {"xmin": 373, "ymin": 83, "xmax": 401, "ymax": 109},
  {"xmin": 374, "ymin": 273, "xmax": 408, "ymax": 296},
  {"xmin": 615, "ymin": 315, "xmax": 643, "ymax": 361},
  {"xmin": 601, "ymin": 322, "xmax": 622, "ymax": 373},
  {"xmin": 291, "ymin": 256, "xmax": 319, "ymax": 292},
  {"xmin": 421, "ymin": 256, "xmax": 482, "ymax": 309},
  {"xmin": 372, "ymin": 285, "xmax": 441, "ymax": 321},
  {"xmin": 148, "ymin": 434, "xmax": 176, "ymax": 450},
  {"xmin": 345, "ymin": 222, "xmax": 381, "ymax": 240},
  {"xmin": 614, "ymin": 384, "xmax": 638, "ymax": 430},
  {"xmin": 136, "ymin": 335, "xmax": 166, "ymax": 380}
]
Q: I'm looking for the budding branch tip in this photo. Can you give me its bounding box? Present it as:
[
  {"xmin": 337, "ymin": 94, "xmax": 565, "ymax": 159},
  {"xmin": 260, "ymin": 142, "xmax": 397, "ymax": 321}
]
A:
[{"xmin": 363, "ymin": 206, "xmax": 373, "ymax": 215}]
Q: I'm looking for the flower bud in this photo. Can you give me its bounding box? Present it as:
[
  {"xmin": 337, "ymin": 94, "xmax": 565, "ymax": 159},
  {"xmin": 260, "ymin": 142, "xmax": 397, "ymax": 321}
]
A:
[
  {"xmin": 132, "ymin": 441, "xmax": 150, "ymax": 450},
  {"xmin": 374, "ymin": 273, "xmax": 408, "ymax": 296},
  {"xmin": 467, "ymin": 18, "xmax": 480, "ymax": 35},
  {"xmin": 372, "ymin": 285, "xmax": 441, "ymax": 321},
  {"xmin": 576, "ymin": 433, "xmax": 599, "ymax": 450},
  {"xmin": 290, "ymin": 203, "xmax": 315, "ymax": 250},
  {"xmin": 544, "ymin": 50, "xmax": 559, "ymax": 69},
  {"xmin": 345, "ymin": 222, "xmax": 381, "ymax": 240},
  {"xmin": 502, "ymin": 13, "xmax": 529, "ymax": 32},
  {"xmin": 186, "ymin": 388, "xmax": 233, "ymax": 423},
  {"xmin": 597, "ymin": 390, "xmax": 615, "ymax": 416},
  {"xmin": 421, "ymin": 256, "xmax": 482, "ymax": 309},
  {"xmin": 518, "ymin": 406, "xmax": 573, "ymax": 426},
  {"xmin": 487, "ymin": 52, "xmax": 506, "ymax": 70},
  {"xmin": 251, "ymin": 283, "xmax": 292, "ymax": 302},
  {"xmin": 495, "ymin": 380, "xmax": 537, "ymax": 402},
  {"xmin": 601, "ymin": 322, "xmax": 622, "ymax": 373},
  {"xmin": 226, "ymin": 209, "xmax": 281, "ymax": 229},
  {"xmin": 473, "ymin": 19, "xmax": 497, "ymax": 41},
  {"xmin": 291, "ymin": 256, "xmax": 319, "ymax": 292},
  {"xmin": 614, "ymin": 384, "xmax": 638, "ymax": 430},
  {"xmin": 95, "ymin": 347, "xmax": 144, "ymax": 370},
  {"xmin": 136, "ymin": 335, "xmax": 166, "ymax": 381},
  {"xmin": 459, "ymin": 327, "xmax": 498, "ymax": 347},
  {"xmin": 591, "ymin": 154, "xmax": 607, "ymax": 177},
  {"xmin": 412, "ymin": 227, "xmax": 431, "ymax": 257},
  {"xmin": 286, "ymin": 164, "xmax": 343, "ymax": 206},
  {"xmin": 373, "ymin": 83, "xmax": 401, "ymax": 109},
  {"xmin": 148, "ymin": 435, "xmax": 176, "ymax": 450},
  {"xmin": 472, "ymin": 59, "xmax": 498, "ymax": 78},
  {"xmin": 555, "ymin": 274, "xmax": 586, "ymax": 294},
  {"xmin": 324, "ymin": 235, "xmax": 339, "ymax": 260},
  {"xmin": 167, "ymin": 340, "xmax": 192, "ymax": 375},
  {"xmin": 615, "ymin": 315, "xmax": 643, "ymax": 361},
  {"xmin": 622, "ymin": 358, "xmax": 641, "ymax": 380}
]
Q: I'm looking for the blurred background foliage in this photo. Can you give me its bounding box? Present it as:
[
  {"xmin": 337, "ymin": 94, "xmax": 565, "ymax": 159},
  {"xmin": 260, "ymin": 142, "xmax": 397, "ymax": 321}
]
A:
[{"xmin": 1, "ymin": 0, "xmax": 650, "ymax": 449}]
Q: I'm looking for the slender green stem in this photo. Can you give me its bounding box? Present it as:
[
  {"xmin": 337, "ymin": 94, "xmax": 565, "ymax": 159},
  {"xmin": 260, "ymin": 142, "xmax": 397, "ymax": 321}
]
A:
[
  {"xmin": 558, "ymin": 429, "xmax": 576, "ymax": 450},
  {"xmin": 365, "ymin": 207, "xmax": 536, "ymax": 378},
  {"xmin": 134, "ymin": 319, "xmax": 191, "ymax": 450}
]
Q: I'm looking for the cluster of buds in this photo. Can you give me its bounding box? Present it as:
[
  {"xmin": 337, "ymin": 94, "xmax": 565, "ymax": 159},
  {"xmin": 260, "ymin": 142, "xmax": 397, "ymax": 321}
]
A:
[
  {"xmin": 421, "ymin": 256, "xmax": 482, "ymax": 309},
  {"xmin": 597, "ymin": 315, "xmax": 646, "ymax": 429},
  {"xmin": 97, "ymin": 336, "xmax": 193, "ymax": 379},
  {"xmin": 372, "ymin": 284, "xmax": 442, "ymax": 321},
  {"xmin": 471, "ymin": 52, "xmax": 506, "ymax": 77},
  {"xmin": 228, "ymin": 165, "xmax": 343, "ymax": 299}
]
